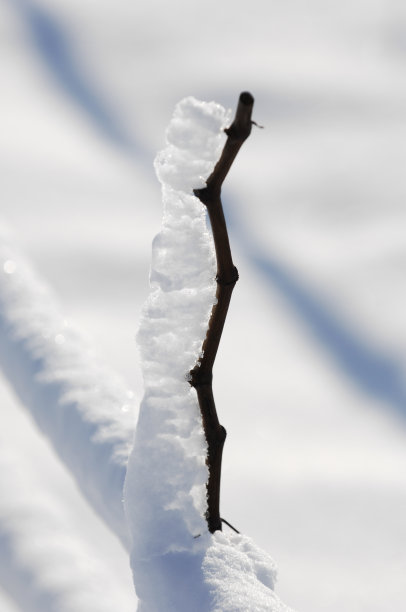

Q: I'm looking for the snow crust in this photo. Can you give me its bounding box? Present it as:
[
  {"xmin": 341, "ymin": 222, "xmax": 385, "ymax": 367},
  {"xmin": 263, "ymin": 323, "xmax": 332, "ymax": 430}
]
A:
[
  {"xmin": 124, "ymin": 98, "xmax": 293, "ymax": 611},
  {"xmin": 0, "ymin": 231, "xmax": 137, "ymax": 546}
]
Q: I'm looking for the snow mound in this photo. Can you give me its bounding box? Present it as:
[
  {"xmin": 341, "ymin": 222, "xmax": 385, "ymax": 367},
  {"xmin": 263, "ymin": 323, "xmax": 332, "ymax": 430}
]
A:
[
  {"xmin": 203, "ymin": 532, "xmax": 294, "ymax": 612},
  {"xmin": 124, "ymin": 97, "xmax": 294, "ymax": 611}
]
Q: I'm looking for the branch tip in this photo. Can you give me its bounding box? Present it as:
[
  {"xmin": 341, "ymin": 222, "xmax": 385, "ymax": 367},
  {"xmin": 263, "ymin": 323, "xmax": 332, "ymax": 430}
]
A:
[
  {"xmin": 239, "ymin": 91, "xmax": 254, "ymax": 106},
  {"xmin": 224, "ymin": 91, "xmax": 254, "ymax": 141}
]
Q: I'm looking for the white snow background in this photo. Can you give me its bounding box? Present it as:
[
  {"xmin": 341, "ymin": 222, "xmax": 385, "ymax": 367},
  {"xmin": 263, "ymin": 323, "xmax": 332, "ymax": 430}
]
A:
[{"xmin": 1, "ymin": 0, "xmax": 406, "ymax": 610}]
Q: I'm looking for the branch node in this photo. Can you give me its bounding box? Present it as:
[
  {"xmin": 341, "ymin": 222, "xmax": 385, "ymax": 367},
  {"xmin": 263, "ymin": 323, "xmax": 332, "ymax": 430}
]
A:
[
  {"xmin": 187, "ymin": 367, "xmax": 213, "ymax": 389},
  {"xmin": 193, "ymin": 186, "xmax": 219, "ymax": 207},
  {"xmin": 216, "ymin": 266, "xmax": 239, "ymax": 287}
]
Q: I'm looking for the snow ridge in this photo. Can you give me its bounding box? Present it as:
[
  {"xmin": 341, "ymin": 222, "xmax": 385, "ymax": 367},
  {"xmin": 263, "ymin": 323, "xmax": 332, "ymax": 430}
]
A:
[
  {"xmin": 124, "ymin": 97, "xmax": 226, "ymax": 566},
  {"xmin": 0, "ymin": 231, "xmax": 137, "ymax": 547}
]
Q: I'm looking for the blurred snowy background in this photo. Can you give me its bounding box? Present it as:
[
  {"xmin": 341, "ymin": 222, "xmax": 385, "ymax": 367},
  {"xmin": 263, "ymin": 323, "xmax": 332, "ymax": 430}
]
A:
[{"xmin": 1, "ymin": 0, "xmax": 406, "ymax": 610}]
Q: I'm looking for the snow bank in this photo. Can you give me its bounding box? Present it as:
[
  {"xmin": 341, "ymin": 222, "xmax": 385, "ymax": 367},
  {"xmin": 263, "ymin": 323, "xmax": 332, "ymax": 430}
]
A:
[
  {"xmin": 124, "ymin": 98, "xmax": 294, "ymax": 611},
  {"xmin": 0, "ymin": 228, "xmax": 137, "ymax": 547}
]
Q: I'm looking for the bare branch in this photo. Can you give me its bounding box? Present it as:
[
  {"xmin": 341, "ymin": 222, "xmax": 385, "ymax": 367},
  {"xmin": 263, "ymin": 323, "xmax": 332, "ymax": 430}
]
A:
[{"xmin": 189, "ymin": 92, "xmax": 255, "ymax": 533}]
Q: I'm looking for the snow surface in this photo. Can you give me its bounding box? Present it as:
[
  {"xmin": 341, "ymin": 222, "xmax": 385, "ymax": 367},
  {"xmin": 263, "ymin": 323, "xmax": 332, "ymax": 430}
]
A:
[{"xmin": 2, "ymin": 0, "xmax": 406, "ymax": 610}]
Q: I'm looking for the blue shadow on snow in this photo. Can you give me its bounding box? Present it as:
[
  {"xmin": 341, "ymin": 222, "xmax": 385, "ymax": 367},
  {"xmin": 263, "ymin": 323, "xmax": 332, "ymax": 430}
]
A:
[
  {"xmin": 225, "ymin": 199, "xmax": 406, "ymax": 419},
  {"xmin": 10, "ymin": 0, "xmax": 141, "ymax": 155},
  {"xmin": 8, "ymin": 0, "xmax": 406, "ymax": 419}
]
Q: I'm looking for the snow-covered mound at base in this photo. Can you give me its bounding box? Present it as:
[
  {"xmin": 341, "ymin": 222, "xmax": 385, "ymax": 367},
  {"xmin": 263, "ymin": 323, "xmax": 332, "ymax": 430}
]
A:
[
  {"xmin": 203, "ymin": 532, "xmax": 294, "ymax": 612},
  {"xmin": 124, "ymin": 98, "xmax": 294, "ymax": 611},
  {"xmin": 131, "ymin": 531, "xmax": 293, "ymax": 612},
  {"xmin": 0, "ymin": 229, "xmax": 137, "ymax": 547}
]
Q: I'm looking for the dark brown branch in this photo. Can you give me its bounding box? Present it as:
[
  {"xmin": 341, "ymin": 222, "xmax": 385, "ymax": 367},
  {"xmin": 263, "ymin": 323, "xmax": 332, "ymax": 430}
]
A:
[{"xmin": 189, "ymin": 92, "xmax": 254, "ymax": 533}]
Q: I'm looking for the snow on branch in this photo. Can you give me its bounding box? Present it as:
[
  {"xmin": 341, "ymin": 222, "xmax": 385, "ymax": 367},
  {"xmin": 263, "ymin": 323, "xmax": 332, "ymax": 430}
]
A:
[
  {"xmin": 124, "ymin": 96, "xmax": 226, "ymax": 560},
  {"xmin": 0, "ymin": 230, "xmax": 137, "ymax": 547},
  {"xmin": 124, "ymin": 96, "xmax": 294, "ymax": 612}
]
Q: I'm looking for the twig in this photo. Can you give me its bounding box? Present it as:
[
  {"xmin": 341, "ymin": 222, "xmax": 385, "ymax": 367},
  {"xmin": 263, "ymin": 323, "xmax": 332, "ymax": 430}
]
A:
[
  {"xmin": 189, "ymin": 92, "xmax": 255, "ymax": 533},
  {"xmin": 221, "ymin": 518, "xmax": 240, "ymax": 534}
]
